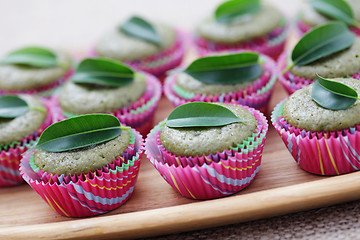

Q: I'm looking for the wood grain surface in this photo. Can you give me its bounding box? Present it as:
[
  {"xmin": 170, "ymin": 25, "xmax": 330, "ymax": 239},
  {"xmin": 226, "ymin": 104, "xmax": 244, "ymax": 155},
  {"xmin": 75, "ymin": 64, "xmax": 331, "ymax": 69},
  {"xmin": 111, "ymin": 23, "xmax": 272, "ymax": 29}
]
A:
[{"xmin": 2, "ymin": 82, "xmax": 360, "ymax": 239}]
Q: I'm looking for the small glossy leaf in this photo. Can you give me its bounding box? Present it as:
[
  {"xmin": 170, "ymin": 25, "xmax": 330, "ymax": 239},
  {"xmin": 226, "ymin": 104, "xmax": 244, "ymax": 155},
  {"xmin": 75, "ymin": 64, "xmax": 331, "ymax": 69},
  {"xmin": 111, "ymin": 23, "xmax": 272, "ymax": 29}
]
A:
[
  {"xmin": 310, "ymin": 0, "xmax": 359, "ymax": 27},
  {"xmin": 166, "ymin": 102, "xmax": 242, "ymax": 128},
  {"xmin": 184, "ymin": 52, "xmax": 263, "ymax": 85},
  {"xmin": 119, "ymin": 16, "xmax": 162, "ymax": 45},
  {"xmin": 1, "ymin": 47, "xmax": 57, "ymax": 68},
  {"xmin": 34, "ymin": 114, "xmax": 122, "ymax": 152},
  {"xmin": 71, "ymin": 58, "xmax": 134, "ymax": 87},
  {"xmin": 291, "ymin": 22, "xmax": 355, "ymax": 66},
  {"xmin": 0, "ymin": 95, "xmax": 29, "ymax": 118},
  {"xmin": 311, "ymin": 75, "xmax": 359, "ymax": 110},
  {"xmin": 215, "ymin": 0, "xmax": 261, "ymax": 23}
]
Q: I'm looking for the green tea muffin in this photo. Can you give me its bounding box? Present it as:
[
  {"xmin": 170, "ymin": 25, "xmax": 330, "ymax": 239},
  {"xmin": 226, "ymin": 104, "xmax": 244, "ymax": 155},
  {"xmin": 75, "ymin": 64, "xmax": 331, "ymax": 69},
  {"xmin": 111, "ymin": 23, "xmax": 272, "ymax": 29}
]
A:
[
  {"xmin": 20, "ymin": 114, "xmax": 144, "ymax": 217},
  {"xmin": 160, "ymin": 103, "xmax": 257, "ymax": 157},
  {"xmin": 96, "ymin": 23, "xmax": 176, "ymax": 61},
  {"xmin": 93, "ymin": 16, "xmax": 185, "ymax": 77},
  {"xmin": 0, "ymin": 48, "xmax": 72, "ymax": 96},
  {"xmin": 33, "ymin": 130, "xmax": 131, "ymax": 175},
  {"xmin": 282, "ymin": 78, "xmax": 360, "ymax": 132},
  {"xmin": 197, "ymin": 4, "xmax": 282, "ymax": 44},
  {"xmin": 289, "ymin": 38, "xmax": 360, "ymax": 80},
  {"xmin": 272, "ymin": 77, "xmax": 360, "ymax": 176},
  {"xmin": 297, "ymin": 0, "xmax": 360, "ymax": 36},
  {"xmin": 145, "ymin": 102, "xmax": 268, "ymax": 199},
  {"xmin": 59, "ymin": 75, "xmax": 146, "ymax": 114},
  {"xmin": 194, "ymin": 1, "xmax": 287, "ymax": 59},
  {"xmin": 0, "ymin": 95, "xmax": 47, "ymax": 144}
]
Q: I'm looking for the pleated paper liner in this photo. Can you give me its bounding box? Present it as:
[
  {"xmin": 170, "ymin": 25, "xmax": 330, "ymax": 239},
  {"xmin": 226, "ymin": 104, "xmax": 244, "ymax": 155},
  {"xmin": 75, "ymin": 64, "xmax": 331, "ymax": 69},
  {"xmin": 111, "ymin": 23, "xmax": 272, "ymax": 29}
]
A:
[
  {"xmin": 277, "ymin": 52, "xmax": 360, "ymax": 95},
  {"xmin": 164, "ymin": 55, "xmax": 276, "ymax": 113},
  {"xmin": 272, "ymin": 100, "xmax": 360, "ymax": 176},
  {"xmin": 20, "ymin": 129, "xmax": 144, "ymax": 218},
  {"xmin": 88, "ymin": 30, "xmax": 185, "ymax": 79},
  {"xmin": 145, "ymin": 105, "xmax": 269, "ymax": 200},
  {"xmin": 0, "ymin": 69, "xmax": 74, "ymax": 99},
  {"xmin": 193, "ymin": 18, "xmax": 288, "ymax": 60},
  {"xmin": 53, "ymin": 73, "xmax": 162, "ymax": 137},
  {"xmin": 0, "ymin": 98, "xmax": 53, "ymax": 187}
]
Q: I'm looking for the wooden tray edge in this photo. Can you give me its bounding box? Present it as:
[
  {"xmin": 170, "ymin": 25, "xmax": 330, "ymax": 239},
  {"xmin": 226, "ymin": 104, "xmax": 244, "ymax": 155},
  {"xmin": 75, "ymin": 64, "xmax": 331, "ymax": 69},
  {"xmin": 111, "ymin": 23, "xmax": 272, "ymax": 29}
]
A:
[{"xmin": 2, "ymin": 171, "xmax": 360, "ymax": 240}]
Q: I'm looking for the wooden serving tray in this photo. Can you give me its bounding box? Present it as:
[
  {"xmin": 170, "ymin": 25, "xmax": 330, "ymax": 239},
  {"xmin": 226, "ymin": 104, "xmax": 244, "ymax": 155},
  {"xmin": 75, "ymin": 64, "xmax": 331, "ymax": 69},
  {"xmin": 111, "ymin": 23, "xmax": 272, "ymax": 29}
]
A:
[{"xmin": 2, "ymin": 82, "xmax": 360, "ymax": 240}]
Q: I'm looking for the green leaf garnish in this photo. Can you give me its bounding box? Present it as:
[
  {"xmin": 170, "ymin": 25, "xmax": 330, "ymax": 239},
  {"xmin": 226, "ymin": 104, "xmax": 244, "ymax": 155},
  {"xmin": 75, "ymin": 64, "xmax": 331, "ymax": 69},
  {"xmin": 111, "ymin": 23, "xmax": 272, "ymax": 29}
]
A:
[
  {"xmin": 166, "ymin": 102, "xmax": 243, "ymax": 128},
  {"xmin": 184, "ymin": 52, "xmax": 263, "ymax": 85},
  {"xmin": 71, "ymin": 58, "xmax": 134, "ymax": 87},
  {"xmin": 1, "ymin": 47, "xmax": 57, "ymax": 68},
  {"xmin": 33, "ymin": 114, "xmax": 124, "ymax": 152},
  {"xmin": 311, "ymin": 74, "xmax": 360, "ymax": 110},
  {"xmin": 0, "ymin": 95, "xmax": 29, "ymax": 118},
  {"xmin": 284, "ymin": 22, "xmax": 355, "ymax": 73},
  {"xmin": 215, "ymin": 0, "xmax": 261, "ymax": 23},
  {"xmin": 119, "ymin": 16, "xmax": 162, "ymax": 45},
  {"xmin": 310, "ymin": 0, "xmax": 360, "ymax": 28}
]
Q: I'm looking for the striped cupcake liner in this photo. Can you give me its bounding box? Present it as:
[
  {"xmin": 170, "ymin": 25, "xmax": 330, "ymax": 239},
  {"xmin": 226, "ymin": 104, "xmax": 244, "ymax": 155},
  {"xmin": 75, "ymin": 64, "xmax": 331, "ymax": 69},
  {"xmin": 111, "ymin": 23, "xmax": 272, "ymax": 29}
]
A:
[
  {"xmin": 194, "ymin": 18, "xmax": 288, "ymax": 60},
  {"xmin": 277, "ymin": 52, "xmax": 360, "ymax": 94},
  {"xmin": 0, "ymin": 98, "xmax": 53, "ymax": 187},
  {"xmin": 145, "ymin": 105, "xmax": 268, "ymax": 199},
  {"xmin": 272, "ymin": 100, "xmax": 360, "ymax": 175},
  {"xmin": 20, "ymin": 129, "xmax": 144, "ymax": 217},
  {"xmin": 0, "ymin": 69, "xmax": 74, "ymax": 99},
  {"xmin": 164, "ymin": 55, "xmax": 276, "ymax": 112},
  {"xmin": 54, "ymin": 73, "xmax": 162, "ymax": 137}
]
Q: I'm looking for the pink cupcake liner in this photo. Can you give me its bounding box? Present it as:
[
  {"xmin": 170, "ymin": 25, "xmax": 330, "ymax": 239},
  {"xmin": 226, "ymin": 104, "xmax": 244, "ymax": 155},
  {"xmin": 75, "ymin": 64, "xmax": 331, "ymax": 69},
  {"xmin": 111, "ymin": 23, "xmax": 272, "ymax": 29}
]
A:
[
  {"xmin": 53, "ymin": 73, "xmax": 162, "ymax": 137},
  {"xmin": 164, "ymin": 55, "xmax": 276, "ymax": 112},
  {"xmin": 272, "ymin": 100, "xmax": 360, "ymax": 175},
  {"xmin": 277, "ymin": 52, "xmax": 360, "ymax": 94},
  {"xmin": 194, "ymin": 20, "xmax": 288, "ymax": 59},
  {"xmin": 0, "ymin": 69, "xmax": 74, "ymax": 99},
  {"xmin": 295, "ymin": 20, "xmax": 360, "ymax": 38},
  {"xmin": 89, "ymin": 30, "xmax": 185, "ymax": 78},
  {"xmin": 145, "ymin": 105, "xmax": 268, "ymax": 199},
  {"xmin": 0, "ymin": 98, "xmax": 53, "ymax": 187},
  {"xmin": 20, "ymin": 129, "xmax": 144, "ymax": 217}
]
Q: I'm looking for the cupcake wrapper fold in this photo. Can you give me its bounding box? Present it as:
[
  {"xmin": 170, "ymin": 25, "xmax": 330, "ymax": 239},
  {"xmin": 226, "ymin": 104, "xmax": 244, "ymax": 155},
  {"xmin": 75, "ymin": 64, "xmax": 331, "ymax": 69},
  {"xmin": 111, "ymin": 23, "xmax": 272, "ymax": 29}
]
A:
[
  {"xmin": 278, "ymin": 52, "xmax": 360, "ymax": 94},
  {"xmin": 164, "ymin": 56, "xmax": 276, "ymax": 112},
  {"xmin": 20, "ymin": 129, "xmax": 144, "ymax": 217},
  {"xmin": 272, "ymin": 100, "xmax": 360, "ymax": 175},
  {"xmin": 194, "ymin": 20, "xmax": 288, "ymax": 59},
  {"xmin": 145, "ymin": 105, "xmax": 268, "ymax": 199},
  {"xmin": 89, "ymin": 30, "xmax": 185, "ymax": 77},
  {"xmin": 0, "ymin": 98, "xmax": 53, "ymax": 187},
  {"xmin": 54, "ymin": 73, "xmax": 162, "ymax": 137}
]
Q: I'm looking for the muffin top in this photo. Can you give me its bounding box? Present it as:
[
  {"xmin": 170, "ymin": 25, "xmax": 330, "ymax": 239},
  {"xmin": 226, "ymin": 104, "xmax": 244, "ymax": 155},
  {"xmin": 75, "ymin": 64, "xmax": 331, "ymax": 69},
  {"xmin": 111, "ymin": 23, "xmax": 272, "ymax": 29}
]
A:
[
  {"xmin": 300, "ymin": 0, "xmax": 360, "ymax": 27},
  {"xmin": 160, "ymin": 103, "xmax": 257, "ymax": 157},
  {"xmin": 197, "ymin": 3, "xmax": 282, "ymax": 44},
  {"xmin": 0, "ymin": 50, "xmax": 72, "ymax": 91},
  {"xmin": 59, "ymin": 74, "xmax": 146, "ymax": 114},
  {"xmin": 96, "ymin": 22, "xmax": 176, "ymax": 61},
  {"xmin": 175, "ymin": 71, "xmax": 258, "ymax": 95},
  {"xmin": 283, "ymin": 78, "xmax": 360, "ymax": 132},
  {"xmin": 289, "ymin": 37, "xmax": 360, "ymax": 79},
  {"xmin": 0, "ymin": 95, "xmax": 47, "ymax": 144},
  {"xmin": 34, "ymin": 129, "xmax": 131, "ymax": 175}
]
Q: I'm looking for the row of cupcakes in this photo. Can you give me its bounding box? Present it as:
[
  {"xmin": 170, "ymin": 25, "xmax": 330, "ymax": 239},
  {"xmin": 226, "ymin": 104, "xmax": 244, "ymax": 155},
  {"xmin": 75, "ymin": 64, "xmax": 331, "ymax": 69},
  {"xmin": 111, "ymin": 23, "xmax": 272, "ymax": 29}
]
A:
[
  {"xmin": 17, "ymin": 69, "xmax": 360, "ymax": 217},
  {"xmin": 2, "ymin": 18, "xmax": 360, "ymax": 188}
]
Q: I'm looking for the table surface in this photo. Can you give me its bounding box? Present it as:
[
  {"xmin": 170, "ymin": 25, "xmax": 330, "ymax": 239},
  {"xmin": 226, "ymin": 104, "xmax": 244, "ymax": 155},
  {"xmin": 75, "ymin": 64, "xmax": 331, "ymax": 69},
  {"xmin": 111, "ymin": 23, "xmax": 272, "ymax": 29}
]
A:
[{"xmin": 1, "ymin": 1, "xmax": 359, "ymax": 239}]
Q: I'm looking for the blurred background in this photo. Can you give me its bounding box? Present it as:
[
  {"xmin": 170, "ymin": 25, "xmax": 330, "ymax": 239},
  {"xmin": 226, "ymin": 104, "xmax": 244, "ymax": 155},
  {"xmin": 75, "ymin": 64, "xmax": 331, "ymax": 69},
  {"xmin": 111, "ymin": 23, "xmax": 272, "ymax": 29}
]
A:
[{"xmin": 0, "ymin": 0, "xmax": 301, "ymax": 55}]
